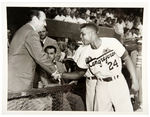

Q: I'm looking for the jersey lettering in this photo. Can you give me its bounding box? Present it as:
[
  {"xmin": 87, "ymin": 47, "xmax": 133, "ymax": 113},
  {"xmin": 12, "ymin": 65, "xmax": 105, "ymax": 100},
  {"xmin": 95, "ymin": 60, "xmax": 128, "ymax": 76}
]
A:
[
  {"xmin": 87, "ymin": 50, "xmax": 120, "ymax": 71},
  {"xmin": 88, "ymin": 50, "xmax": 116, "ymax": 67}
]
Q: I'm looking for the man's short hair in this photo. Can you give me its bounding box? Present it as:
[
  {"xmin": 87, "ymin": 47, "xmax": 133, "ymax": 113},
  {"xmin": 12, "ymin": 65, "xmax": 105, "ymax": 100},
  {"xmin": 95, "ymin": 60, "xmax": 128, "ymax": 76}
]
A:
[
  {"xmin": 80, "ymin": 22, "xmax": 99, "ymax": 33},
  {"xmin": 44, "ymin": 45, "xmax": 57, "ymax": 53},
  {"xmin": 27, "ymin": 9, "xmax": 41, "ymax": 22}
]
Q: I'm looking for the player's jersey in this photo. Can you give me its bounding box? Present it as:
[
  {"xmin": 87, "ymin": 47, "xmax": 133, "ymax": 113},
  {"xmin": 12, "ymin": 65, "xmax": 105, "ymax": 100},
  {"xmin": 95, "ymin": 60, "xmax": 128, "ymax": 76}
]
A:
[
  {"xmin": 76, "ymin": 37, "xmax": 125, "ymax": 78},
  {"xmin": 73, "ymin": 45, "xmax": 94, "ymax": 77}
]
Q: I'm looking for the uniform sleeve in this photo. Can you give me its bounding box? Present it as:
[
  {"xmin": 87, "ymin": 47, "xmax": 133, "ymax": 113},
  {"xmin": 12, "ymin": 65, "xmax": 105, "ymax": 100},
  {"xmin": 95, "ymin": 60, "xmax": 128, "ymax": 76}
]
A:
[
  {"xmin": 73, "ymin": 46, "xmax": 88, "ymax": 69},
  {"xmin": 72, "ymin": 46, "xmax": 82, "ymax": 62},
  {"xmin": 110, "ymin": 38, "xmax": 126, "ymax": 57},
  {"xmin": 25, "ymin": 31, "xmax": 56, "ymax": 74}
]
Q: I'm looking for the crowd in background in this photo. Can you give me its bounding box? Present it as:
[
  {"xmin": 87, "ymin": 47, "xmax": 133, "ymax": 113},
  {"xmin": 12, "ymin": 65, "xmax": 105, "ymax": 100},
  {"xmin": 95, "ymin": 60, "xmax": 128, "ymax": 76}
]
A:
[
  {"xmin": 7, "ymin": 8, "xmax": 143, "ymax": 66},
  {"xmin": 45, "ymin": 8, "xmax": 143, "ymax": 41}
]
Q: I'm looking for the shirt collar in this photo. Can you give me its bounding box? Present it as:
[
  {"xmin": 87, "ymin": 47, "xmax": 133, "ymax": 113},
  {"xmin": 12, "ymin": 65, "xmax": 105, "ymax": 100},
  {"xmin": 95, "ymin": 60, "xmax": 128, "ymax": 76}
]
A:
[{"xmin": 41, "ymin": 37, "xmax": 47, "ymax": 44}]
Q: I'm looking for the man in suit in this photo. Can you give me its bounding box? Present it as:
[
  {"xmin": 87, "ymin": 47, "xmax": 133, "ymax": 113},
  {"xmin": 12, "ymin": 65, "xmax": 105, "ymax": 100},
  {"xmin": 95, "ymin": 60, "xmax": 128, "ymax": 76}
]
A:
[
  {"xmin": 8, "ymin": 10, "xmax": 58, "ymax": 93},
  {"xmin": 38, "ymin": 26, "xmax": 61, "ymax": 61}
]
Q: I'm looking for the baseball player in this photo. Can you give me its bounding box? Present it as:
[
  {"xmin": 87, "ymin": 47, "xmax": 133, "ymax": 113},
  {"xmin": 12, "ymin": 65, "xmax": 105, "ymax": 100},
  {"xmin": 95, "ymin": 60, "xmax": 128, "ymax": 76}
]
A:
[{"xmin": 54, "ymin": 23, "xmax": 139, "ymax": 112}]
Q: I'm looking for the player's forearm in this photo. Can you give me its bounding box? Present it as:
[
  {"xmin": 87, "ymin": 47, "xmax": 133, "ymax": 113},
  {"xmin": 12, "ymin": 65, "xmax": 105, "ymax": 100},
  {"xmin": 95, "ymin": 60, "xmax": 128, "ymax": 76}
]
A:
[
  {"xmin": 62, "ymin": 70, "xmax": 86, "ymax": 80},
  {"xmin": 124, "ymin": 55, "xmax": 137, "ymax": 81}
]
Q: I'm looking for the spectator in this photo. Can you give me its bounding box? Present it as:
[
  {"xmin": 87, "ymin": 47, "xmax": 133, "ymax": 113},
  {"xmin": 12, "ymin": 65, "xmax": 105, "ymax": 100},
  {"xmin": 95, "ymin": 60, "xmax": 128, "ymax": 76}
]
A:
[
  {"xmin": 125, "ymin": 16, "xmax": 134, "ymax": 31},
  {"xmin": 66, "ymin": 40, "xmax": 78, "ymax": 59},
  {"xmin": 104, "ymin": 17, "xmax": 113, "ymax": 27},
  {"xmin": 124, "ymin": 28, "xmax": 140, "ymax": 40},
  {"xmin": 99, "ymin": 12, "xmax": 107, "ymax": 25},
  {"xmin": 64, "ymin": 8, "xmax": 77, "ymax": 23},
  {"xmin": 57, "ymin": 39, "xmax": 68, "ymax": 62},
  {"xmin": 95, "ymin": 13, "xmax": 101, "ymax": 26},
  {"xmin": 38, "ymin": 26, "xmax": 61, "ymax": 60},
  {"xmin": 124, "ymin": 29, "xmax": 133, "ymax": 39},
  {"xmin": 90, "ymin": 16, "xmax": 97, "ymax": 24},
  {"xmin": 106, "ymin": 9, "xmax": 114, "ymax": 19},
  {"xmin": 114, "ymin": 18, "xmax": 126, "ymax": 38},
  {"xmin": 134, "ymin": 16, "xmax": 143, "ymax": 37},
  {"xmin": 76, "ymin": 12, "xmax": 87, "ymax": 24},
  {"xmin": 86, "ymin": 9, "xmax": 91, "ymax": 16},
  {"xmin": 54, "ymin": 8, "xmax": 66, "ymax": 21}
]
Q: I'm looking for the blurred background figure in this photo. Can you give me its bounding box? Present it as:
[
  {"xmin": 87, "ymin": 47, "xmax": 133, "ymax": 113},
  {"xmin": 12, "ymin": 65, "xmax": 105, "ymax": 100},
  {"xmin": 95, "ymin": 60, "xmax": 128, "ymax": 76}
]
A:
[
  {"xmin": 130, "ymin": 39, "xmax": 142, "ymax": 111},
  {"xmin": 57, "ymin": 38, "xmax": 68, "ymax": 62},
  {"xmin": 54, "ymin": 8, "xmax": 66, "ymax": 21},
  {"xmin": 64, "ymin": 8, "xmax": 77, "ymax": 23},
  {"xmin": 114, "ymin": 18, "xmax": 126, "ymax": 39}
]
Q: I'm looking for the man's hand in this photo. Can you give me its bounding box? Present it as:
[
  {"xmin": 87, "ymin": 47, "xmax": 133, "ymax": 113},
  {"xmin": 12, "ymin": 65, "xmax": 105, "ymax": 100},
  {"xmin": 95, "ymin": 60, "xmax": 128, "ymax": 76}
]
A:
[{"xmin": 52, "ymin": 71, "xmax": 62, "ymax": 80}]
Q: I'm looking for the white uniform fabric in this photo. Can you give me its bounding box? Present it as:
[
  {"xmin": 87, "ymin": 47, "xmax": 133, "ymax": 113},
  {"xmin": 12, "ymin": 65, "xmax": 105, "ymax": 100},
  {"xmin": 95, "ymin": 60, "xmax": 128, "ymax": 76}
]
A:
[
  {"xmin": 75, "ymin": 38, "xmax": 133, "ymax": 112},
  {"xmin": 85, "ymin": 78, "xmax": 97, "ymax": 111},
  {"xmin": 73, "ymin": 45, "xmax": 97, "ymax": 111}
]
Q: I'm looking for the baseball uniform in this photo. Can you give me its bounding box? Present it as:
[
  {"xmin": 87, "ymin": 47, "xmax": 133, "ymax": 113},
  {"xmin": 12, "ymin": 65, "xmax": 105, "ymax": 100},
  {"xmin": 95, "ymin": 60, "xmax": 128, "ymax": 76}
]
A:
[{"xmin": 75, "ymin": 37, "xmax": 133, "ymax": 112}]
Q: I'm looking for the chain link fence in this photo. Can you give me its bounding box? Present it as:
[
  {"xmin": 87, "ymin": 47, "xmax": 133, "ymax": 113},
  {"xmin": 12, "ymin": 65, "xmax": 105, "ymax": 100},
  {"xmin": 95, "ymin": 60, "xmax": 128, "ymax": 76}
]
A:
[{"xmin": 8, "ymin": 84, "xmax": 85, "ymax": 111}]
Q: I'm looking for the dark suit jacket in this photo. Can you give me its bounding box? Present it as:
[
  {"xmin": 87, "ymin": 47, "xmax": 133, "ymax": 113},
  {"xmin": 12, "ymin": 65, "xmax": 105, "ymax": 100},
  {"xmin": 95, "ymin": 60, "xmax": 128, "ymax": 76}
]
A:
[{"xmin": 8, "ymin": 23, "xmax": 56, "ymax": 93}]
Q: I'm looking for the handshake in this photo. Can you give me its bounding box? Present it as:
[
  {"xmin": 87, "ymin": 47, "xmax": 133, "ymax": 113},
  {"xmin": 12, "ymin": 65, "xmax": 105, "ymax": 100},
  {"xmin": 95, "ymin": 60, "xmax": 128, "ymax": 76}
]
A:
[{"xmin": 51, "ymin": 71, "xmax": 63, "ymax": 81}]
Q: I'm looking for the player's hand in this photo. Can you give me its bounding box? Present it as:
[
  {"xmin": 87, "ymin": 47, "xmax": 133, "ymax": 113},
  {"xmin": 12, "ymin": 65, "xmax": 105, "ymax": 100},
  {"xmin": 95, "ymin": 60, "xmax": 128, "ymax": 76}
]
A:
[{"xmin": 131, "ymin": 79, "xmax": 139, "ymax": 93}]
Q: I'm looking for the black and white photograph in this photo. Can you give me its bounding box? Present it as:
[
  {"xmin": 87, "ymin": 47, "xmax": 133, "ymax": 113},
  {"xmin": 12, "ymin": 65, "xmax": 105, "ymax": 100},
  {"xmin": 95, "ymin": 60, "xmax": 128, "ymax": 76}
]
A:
[{"xmin": 0, "ymin": 1, "xmax": 149, "ymax": 114}]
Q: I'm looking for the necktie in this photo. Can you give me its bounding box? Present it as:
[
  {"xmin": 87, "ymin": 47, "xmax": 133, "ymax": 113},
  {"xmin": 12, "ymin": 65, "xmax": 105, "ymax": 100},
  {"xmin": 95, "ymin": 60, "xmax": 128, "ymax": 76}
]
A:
[{"xmin": 40, "ymin": 40, "xmax": 44, "ymax": 47}]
